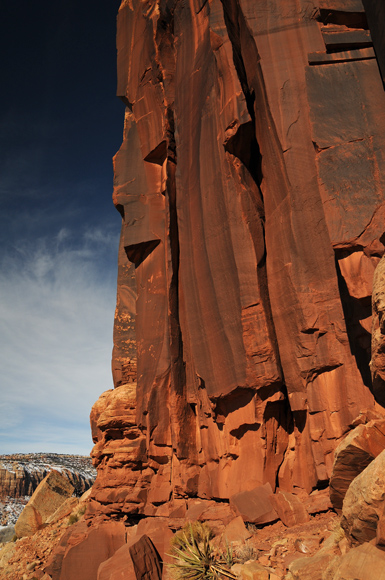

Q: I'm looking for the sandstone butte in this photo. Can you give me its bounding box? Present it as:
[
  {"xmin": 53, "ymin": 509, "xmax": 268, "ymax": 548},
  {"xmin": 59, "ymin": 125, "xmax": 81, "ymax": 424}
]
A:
[
  {"xmin": 89, "ymin": 0, "xmax": 385, "ymax": 519},
  {"xmin": 3, "ymin": 1, "xmax": 385, "ymax": 579}
]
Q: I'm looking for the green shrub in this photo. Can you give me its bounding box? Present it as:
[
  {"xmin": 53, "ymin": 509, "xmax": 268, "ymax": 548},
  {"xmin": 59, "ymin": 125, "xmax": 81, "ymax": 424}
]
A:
[
  {"xmin": 168, "ymin": 522, "xmax": 237, "ymax": 580},
  {"xmin": 67, "ymin": 513, "xmax": 79, "ymax": 526},
  {"xmin": 78, "ymin": 505, "xmax": 87, "ymax": 517}
]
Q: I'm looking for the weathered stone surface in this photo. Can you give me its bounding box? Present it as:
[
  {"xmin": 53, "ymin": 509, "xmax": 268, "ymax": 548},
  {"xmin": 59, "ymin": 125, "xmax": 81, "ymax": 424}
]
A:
[
  {"xmin": 15, "ymin": 471, "xmax": 74, "ymax": 538},
  {"xmin": 135, "ymin": 517, "xmax": 174, "ymax": 565},
  {"xmin": 198, "ymin": 502, "xmax": 235, "ymax": 525},
  {"xmin": 97, "ymin": 543, "xmax": 136, "ymax": 580},
  {"xmin": 288, "ymin": 527, "xmax": 342, "ymax": 580},
  {"xmin": 46, "ymin": 520, "xmax": 126, "ymax": 580},
  {"xmin": 46, "ymin": 497, "xmax": 79, "ymax": 525},
  {"xmin": 238, "ymin": 561, "xmax": 269, "ymax": 580},
  {"xmin": 330, "ymin": 417, "xmax": 385, "ymax": 511},
  {"xmin": 96, "ymin": 521, "xmax": 171, "ymax": 580},
  {"xmin": 332, "ymin": 542, "xmax": 385, "ymax": 580},
  {"xmin": 288, "ymin": 552, "xmax": 337, "ymax": 580},
  {"xmin": 230, "ymin": 483, "xmax": 278, "ymax": 525},
  {"xmin": 269, "ymin": 491, "xmax": 310, "ymax": 528},
  {"xmin": 341, "ymin": 449, "xmax": 385, "ymax": 544},
  {"xmin": 129, "ymin": 535, "xmax": 162, "ymax": 580},
  {"xmin": 90, "ymin": 0, "xmax": 385, "ymax": 517},
  {"xmin": 302, "ymin": 489, "xmax": 332, "ymax": 515},
  {"xmin": 376, "ymin": 504, "xmax": 385, "ymax": 548},
  {"xmin": 184, "ymin": 500, "xmax": 216, "ymax": 522},
  {"xmin": 89, "ymin": 383, "xmax": 149, "ymax": 517},
  {"xmin": 155, "ymin": 498, "xmax": 186, "ymax": 518},
  {"xmin": 0, "ymin": 525, "xmax": 15, "ymax": 544},
  {"xmin": 222, "ymin": 516, "xmax": 251, "ymax": 544}
]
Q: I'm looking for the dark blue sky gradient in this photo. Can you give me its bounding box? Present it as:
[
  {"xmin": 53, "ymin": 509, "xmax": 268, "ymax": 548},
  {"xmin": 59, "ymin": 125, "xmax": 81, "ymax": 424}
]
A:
[
  {"xmin": 0, "ymin": 1, "xmax": 127, "ymax": 455},
  {"xmin": 0, "ymin": 0, "xmax": 123, "ymax": 243}
]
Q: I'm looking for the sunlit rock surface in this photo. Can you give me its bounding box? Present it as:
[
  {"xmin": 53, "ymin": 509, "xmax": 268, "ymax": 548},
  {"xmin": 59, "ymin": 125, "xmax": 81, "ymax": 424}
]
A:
[{"xmin": 90, "ymin": 0, "xmax": 385, "ymax": 517}]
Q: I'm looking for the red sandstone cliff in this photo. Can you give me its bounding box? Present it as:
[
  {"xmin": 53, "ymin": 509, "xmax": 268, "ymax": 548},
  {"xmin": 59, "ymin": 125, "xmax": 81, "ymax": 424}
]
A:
[{"xmin": 90, "ymin": 0, "xmax": 385, "ymax": 519}]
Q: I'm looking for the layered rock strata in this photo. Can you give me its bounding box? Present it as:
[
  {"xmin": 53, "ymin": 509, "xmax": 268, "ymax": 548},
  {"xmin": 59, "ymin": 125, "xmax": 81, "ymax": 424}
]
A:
[
  {"xmin": 0, "ymin": 454, "xmax": 96, "ymax": 500},
  {"xmin": 90, "ymin": 0, "xmax": 385, "ymax": 517}
]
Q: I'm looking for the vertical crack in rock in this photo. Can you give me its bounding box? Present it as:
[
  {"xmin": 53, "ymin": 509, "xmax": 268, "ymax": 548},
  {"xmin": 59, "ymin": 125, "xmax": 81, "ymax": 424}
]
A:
[
  {"xmin": 165, "ymin": 106, "xmax": 197, "ymax": 461},
  {"xmin": 155, "ymin": 1, "xmax": 197, "ymax": 463},
  {"xmin": 219, "ymin": 0, "xmax": 294, "ymax": 403},
  {"xmin": 224, "ymin": 120, "xmax": 285, "ymax": 392}
]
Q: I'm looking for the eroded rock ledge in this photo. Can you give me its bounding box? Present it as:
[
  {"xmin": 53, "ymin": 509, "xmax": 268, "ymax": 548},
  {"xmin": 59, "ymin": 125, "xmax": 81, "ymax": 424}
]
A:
[{"xmin": 91, "ymin": 0, "xmax": 385, "ymax": 518}]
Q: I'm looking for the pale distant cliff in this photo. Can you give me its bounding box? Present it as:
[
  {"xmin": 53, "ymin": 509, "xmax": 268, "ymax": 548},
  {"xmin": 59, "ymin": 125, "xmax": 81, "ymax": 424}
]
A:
[{"xmin": 0, "ymin": 454, "xmax": 96, "ymax": 499}]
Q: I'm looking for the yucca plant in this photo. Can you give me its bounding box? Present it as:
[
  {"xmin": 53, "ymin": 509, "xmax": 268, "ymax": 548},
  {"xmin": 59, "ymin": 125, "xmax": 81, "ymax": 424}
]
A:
[{"xmin": 168, "ymin": 522, "xmax": 237, "ymax": 580}]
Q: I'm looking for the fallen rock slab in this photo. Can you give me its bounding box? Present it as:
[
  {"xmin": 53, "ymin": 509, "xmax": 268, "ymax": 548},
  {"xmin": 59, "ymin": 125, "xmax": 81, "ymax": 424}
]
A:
[
  {"xmin": 332, "ymin": 542, "xmax": 385, "ymax": 580},
  {"xmin": 45, "ymin": 520, "xmax": 126, "ymax": 580},
  {"xmin": 97, "ymin": 543, "xmax": 136, "ymax": 580},
  {"xmin": 15, "ymin": 470, "xmax": 74, "ymax": 538},
  {"xmin": 130, "ymin": 534, "xmax": 162, "ymax": 580},
  {"xmin": 302, "ymin": 489, "xmax": 332, "ymax": 515},
  {"xmin": 270, "ymin": 491, "xmax": 309, "ymax": 527},
  {"xmin": 135, "ymin": 517, "xmax": 174, "ymax": 566},
  {"xmin": 222, "ymin": 516, "xmax": 252, "ymax": 544},
  {"xmin": 237, "ymin": 560, "xmax": 269, "ymax": 580},
  {"xmin": 288, "ymin": 551, "xmax": 337, "ymax": 580},
  {"xmin": 230, "ymin": 483, "xmax": 278, "ymax": 525}
]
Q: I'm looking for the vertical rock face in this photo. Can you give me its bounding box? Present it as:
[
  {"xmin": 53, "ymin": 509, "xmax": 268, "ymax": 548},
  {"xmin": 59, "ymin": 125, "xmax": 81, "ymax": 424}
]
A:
[{"xmin": 91, "ymin": 0, "xmax": 385, "ymax": 516}]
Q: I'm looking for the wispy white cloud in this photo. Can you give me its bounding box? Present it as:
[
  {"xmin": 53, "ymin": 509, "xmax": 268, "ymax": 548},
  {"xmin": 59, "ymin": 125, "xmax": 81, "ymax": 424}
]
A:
[{"xmin": 0, "ymin": 225, "xmax": 120, "ymax": 456}]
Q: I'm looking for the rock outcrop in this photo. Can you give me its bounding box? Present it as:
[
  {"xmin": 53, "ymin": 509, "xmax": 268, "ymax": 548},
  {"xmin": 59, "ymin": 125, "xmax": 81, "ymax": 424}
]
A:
[
  {"xmin": 371, "ymin": 254, "xmax": 385, "ymax": 405},
  {"xmin": 89, "ymin": 0, "xmax": 385, "ymax": 517},
  {"xmin": 329, "ymin": 415, "xmax": 385, "ymax": 511},
  {"xmin": 341, "ymin": 449, "xmax": 385, "ymax": 545}
]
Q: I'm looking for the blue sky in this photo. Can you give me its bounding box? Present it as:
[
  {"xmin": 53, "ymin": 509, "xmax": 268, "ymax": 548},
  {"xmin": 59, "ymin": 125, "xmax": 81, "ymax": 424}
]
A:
[{"xmin": 0, "ymin": 0, "xmax": 125, "ymax": 455}]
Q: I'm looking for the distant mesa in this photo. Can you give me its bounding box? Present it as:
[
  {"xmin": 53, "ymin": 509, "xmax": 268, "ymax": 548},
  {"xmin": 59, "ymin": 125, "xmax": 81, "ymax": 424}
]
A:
[{"xmin": 0, "ymin": 453, "xmax": 96, "ymax": 527}]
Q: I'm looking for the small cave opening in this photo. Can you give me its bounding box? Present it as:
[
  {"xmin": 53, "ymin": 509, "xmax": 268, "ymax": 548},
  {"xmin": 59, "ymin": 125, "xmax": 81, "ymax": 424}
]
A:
[
  {"xmin": 104, "ymin": 429, "xmax": 124, "ymax": 442},
  {"xmin": 224, "ymin": 121, "xmax": 263, "ymax": 187},
  {"xmin": 317, "ymin": 8, "xmax": 368, "ymax": 29},
  {"xmin": 125, "ymin": 239, "xmax": 161, "ymax": 268}
]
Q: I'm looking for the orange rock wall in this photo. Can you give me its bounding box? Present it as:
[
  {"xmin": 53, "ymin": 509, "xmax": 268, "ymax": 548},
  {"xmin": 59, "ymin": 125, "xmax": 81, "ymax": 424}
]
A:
[{"xmin": 90, "ymin": 0, "xmax": 385, "ymax": 517}]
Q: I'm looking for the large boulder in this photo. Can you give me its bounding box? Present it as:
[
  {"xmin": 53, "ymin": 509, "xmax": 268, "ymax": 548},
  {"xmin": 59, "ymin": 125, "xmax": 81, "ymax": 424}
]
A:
[
  {"xmin": 270, "ymin": 491, "xmax": 309, "ymax": 528},
  {"xmin": 230, "ymin": 483, "xmax": 278, "ymax": 525},
  {"xmin": 97, "ymin": 534, "xmax": 162, "ymax": 580},
  {"xmin": 330, "ymin": 417, "xmax": 385, "ymax": 511},
  {"xmin": 45, "ymin": 520, "xmax": 126, "ymax": 580},
  {"xmin": 15, "ymin": 470, "xmax": 74, "ymax": 538},
  {"xmin": 332, "ymin": 542, "xmax": 385, "ymax": 580},
  {"xmin": 341, "ymin": 449, "xmax": 385, "ymax": 544}
]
